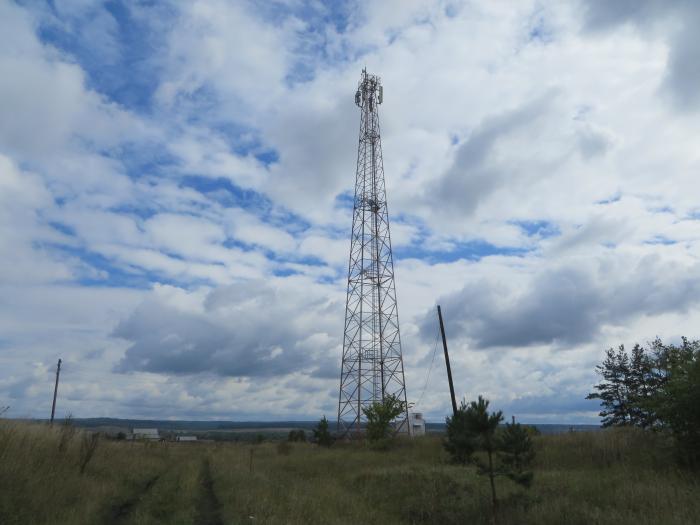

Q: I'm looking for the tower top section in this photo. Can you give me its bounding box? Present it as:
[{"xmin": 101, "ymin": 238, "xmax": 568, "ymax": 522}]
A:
[{"xmin": 355, "ymin": 68, "xmax": 383, "ymax": 107}]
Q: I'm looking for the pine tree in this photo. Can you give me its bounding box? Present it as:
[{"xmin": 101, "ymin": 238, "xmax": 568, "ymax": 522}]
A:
[
  {"xmin": 628, "ymin": 343, "xmax": 655, "ymax": 428},
  {"xmin": 499, "ymin": 422, "xmax": 535, "ymax": 487},
  {"xmin": 313, "ymin": 416, "xmax": 333, "ymax": 447},
  {"xmin": 444, "ymin": 400, "xmax": 477, "ymax": 465},
  {"xmin": 661, "ymin": 352, "xmax": 700, "ymax": 467},
  {"xmin": 464, "ymin": 397, "xmax": 503, "ymax": 513},
  {"xmin": 648, "ymin": 338, "xmax": 700, "ymax": 467},
  {"xmin": 586, "ymin": 345, "xmax": 632, "ymax": 426},
  {"xmin": 587, "ymin": 337, "xmax": 700, "ymax": 467},
  {"xmin": 445, "ymin": 397, "xmax": 540, "ymax": 518}
]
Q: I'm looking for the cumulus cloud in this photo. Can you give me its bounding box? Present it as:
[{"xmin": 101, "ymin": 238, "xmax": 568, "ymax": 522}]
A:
[
  {"xmin": 422, "ymin": 247, "xmax": 700, "ymax": 349},
  {"xmin": 429, "ymin": 94, "xmax": 555, "ymax": 219},
  {"xmin": 114, "ymin": 280, "xmax": 343, "ymax": 379},
  {"xmin": 3, "ymin": 0, "xmax": 700, "ymax": 424},
  {"xmin": 582, "ymin": 0, "xmax": 700, "ymax": 110}
]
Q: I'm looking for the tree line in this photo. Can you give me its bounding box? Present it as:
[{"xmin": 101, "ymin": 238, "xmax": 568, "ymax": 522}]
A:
[{"xmin": 586, "ymin": 337, "xmax": 700, "ymax": 466}]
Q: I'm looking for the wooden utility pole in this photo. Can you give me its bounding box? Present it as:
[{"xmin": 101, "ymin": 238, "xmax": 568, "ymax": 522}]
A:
[
  {"xmin": 437, "ymin": 305, "xmax": 458, "ymax": 417},
  {"xmin": 50, "ymin": 358, "xmax": 61, "ymax": 425}
]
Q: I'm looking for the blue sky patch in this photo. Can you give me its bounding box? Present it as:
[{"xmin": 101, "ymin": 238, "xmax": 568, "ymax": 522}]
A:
[
  {"xmin": 395, "ymin": 239, "xmax": 532, "ymax": 263},
  {"xmin": 512, "ymin": 219, "xmax": 560, "ymax": 238},
  {"xmin": 36, "ymin": 1, "xmax": 174, "ymax": 113}
]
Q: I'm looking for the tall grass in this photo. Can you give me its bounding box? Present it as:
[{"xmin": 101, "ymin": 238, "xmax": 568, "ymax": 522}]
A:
[
  {"xmin": 0, "ymin": 421, "xmax": 698, "ymax": 524},
  {"xmin": 0, "ymin": 420, "xmax": 171, "ymax": 524}
]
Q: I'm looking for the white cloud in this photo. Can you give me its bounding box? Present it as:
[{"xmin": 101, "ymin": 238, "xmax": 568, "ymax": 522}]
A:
[{"xmin": 2, "ymin": 0, "xmax": 700, "ymax": 424}]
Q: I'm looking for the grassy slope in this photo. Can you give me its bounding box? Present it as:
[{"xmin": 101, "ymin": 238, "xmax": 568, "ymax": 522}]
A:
[{"xmin": 1, "ymin": 420, "xmax": 698, "ymax": 524}]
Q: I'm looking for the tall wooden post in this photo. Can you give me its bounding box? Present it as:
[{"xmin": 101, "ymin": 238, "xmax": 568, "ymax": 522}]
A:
[
  {"xmin": 50, "ymin": 358, "xmax": 61, "ymax": 425},
  {"xmin": 437, "ymin": 306, "xmax": 458, "ymax": 417}
]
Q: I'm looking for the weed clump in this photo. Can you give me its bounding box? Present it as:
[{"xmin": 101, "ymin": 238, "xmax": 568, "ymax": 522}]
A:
[
  {"xmin": 58, "ymin": 415, "xmax": 76, "ymax": 453},
  {"xmin": 78, "ymin": 432, "xmax": 99, "ymax": 474},
  {"xmin": 276, "ymin": 441, "xmax": 292, "ymax": 456}
]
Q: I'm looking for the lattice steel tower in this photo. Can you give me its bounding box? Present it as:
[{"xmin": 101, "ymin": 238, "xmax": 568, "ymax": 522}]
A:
[{"xmin": 337, "ymin": 70, "xmax": 409, "ymax": 437}]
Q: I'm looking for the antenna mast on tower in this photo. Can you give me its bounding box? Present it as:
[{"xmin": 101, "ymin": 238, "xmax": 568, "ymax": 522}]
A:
[{"xmin": 337, "ymin": 70, "xmax": 409, "ymax": 437}]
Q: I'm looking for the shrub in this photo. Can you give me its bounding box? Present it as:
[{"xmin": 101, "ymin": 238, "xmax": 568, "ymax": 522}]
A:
[
  {"xmin": 362, "ymin": 394, "xmax": 406, "ymax": 445},
  {"xmin": 313, "ymin": 416, "xmax": 334, "ymax": 447},
  {"xmin": 276, "ymin": 441, "xmax": 292, "ymax": 456},
  {"xmin": 58, "ymin": 415, "xmax": 76, "ymax": 453},
  {"xmin": 78, "ymin": 432, "xmax": 99, "ymax": 474},
  {"xmin": 288, "ymin": 429, "xmax": 306, "ymax": 442}
]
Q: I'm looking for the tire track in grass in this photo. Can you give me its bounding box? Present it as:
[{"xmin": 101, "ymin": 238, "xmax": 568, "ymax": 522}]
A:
[
  {"xmin": 195, "ymin": 457, "xmax": 224, "ymax": 525},
  {"xmin": 107, "ymin": 473, "xmax": 161, "ymax": 524}
]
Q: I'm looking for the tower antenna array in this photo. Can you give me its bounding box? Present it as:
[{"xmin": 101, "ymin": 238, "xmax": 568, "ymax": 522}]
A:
[{"xmin": 337, "ymin": 70, "xmax": 409, "ymax": 437}]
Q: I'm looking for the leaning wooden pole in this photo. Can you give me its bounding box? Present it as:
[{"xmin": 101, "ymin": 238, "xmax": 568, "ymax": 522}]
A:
[
  {"xmin": 50, "ymin": 358, "xmax": 62, "ymax": 425},
  {"xmin": 437, "ymin": 306, "xmax": 458, "ymax": 417}
]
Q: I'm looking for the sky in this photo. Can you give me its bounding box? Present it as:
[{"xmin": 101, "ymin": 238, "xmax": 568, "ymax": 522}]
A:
[{"xmin": 2, "ymin": 0, "xmax": 700, "ymax": 424}]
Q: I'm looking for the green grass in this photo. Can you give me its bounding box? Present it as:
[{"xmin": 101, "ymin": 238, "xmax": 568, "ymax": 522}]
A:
[{"xmin": 1, "ymin": 420, "xmax": 698, "ymax": 524}]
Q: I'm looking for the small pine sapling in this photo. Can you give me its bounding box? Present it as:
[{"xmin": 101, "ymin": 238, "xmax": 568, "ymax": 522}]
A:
[
  {"xmin": 444, "ymin": 400, "xmax": 477, "ymax": 464},
  {"xmin": 499, "ymin": 422, "xmax": 535, "ymax": 487},
  {"xmin": 313, "ymin": 416, "xmax": 334, "ymax": 447},
  {"xmin": 464, "ymin": 396, "xmax": 503, "ymax": 513},
  {"xmin": 443, "ymin": 396, "xmax": 504, "ymax": 519}
]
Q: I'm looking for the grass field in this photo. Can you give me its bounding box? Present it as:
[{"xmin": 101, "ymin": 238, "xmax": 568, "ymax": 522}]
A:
[{"xmin": 1, "ymin": 420, "xmax": 698, "ymax": 524}]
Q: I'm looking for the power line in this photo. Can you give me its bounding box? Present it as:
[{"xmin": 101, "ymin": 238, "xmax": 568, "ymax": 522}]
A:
[{"xmin": 414, "ymin": 322, "xmax": 441, "ymax": 410}]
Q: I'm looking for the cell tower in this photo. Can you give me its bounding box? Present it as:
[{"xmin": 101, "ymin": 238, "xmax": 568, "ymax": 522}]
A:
[{"xmin": 337, "ymin": 70, "xmax": 409, "ymax": 437}]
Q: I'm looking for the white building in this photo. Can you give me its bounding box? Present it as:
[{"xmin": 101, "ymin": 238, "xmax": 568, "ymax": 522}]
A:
[
  {"xmin": 176, "ymin": 435, "xmax": 197, "ymax": 442},
  {"xmin": 132, "ymin": 428, "xmax": 160, "ymax": 440},
  {"xmin": 408, "ymin": 412, "xmax": 426, "ymax": 437}
]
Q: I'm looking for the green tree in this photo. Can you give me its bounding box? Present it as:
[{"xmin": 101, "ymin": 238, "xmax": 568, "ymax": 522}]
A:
[
  {"xmin": 586, "ymin": 345, "xmax": 632, "ymax": 426},
  {"xmin": 465, "ymin": 396, "xmax": 504, "ymax": 512},
  {"xmin": 627, "ymin": 343, "xmax": 656, "ymax": 428},
  {"xmin": 361, "ymin": 394, "xmax": 406, "ymax": 445},
  {"xmin": 588, "ymin": 337, "xmax": 700, "ymax": 468},
  {"xmin": 313, "ymin": 416, "xmax": 334, "ymax": 447},
  {"xmin": 444, "ymin": 396, "xmax": 503, "ymax": 515},
  {"xmin": 444, "ymin": 401, "xmax": 477, "ymax": 464},
  {"xmin": 649, "ymin": 340, "xmax": 700, "ymax": 467},
  {"xmin": 498, "ymin": 422, "xmax": 535, "ymax": 487},
  {"xmin": 288, "ymin": 429, "xmax": 306, "ymax": 442}
]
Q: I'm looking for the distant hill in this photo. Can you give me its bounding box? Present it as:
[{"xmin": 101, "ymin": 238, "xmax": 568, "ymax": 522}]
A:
[{"xmin": 37, "ymin": 417, "xmax": 599, "ymax": 434}]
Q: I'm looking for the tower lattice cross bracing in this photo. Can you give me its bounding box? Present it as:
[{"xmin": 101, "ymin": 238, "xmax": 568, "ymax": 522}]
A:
[{"xmin": 337, "ymin": 70, "xmax": 409, "ymax": 437}]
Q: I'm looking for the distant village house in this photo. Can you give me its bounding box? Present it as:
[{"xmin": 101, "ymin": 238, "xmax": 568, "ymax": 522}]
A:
[{"xmin": 132, "ymin": 428, "xmax": 160, "ymax": 440}]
